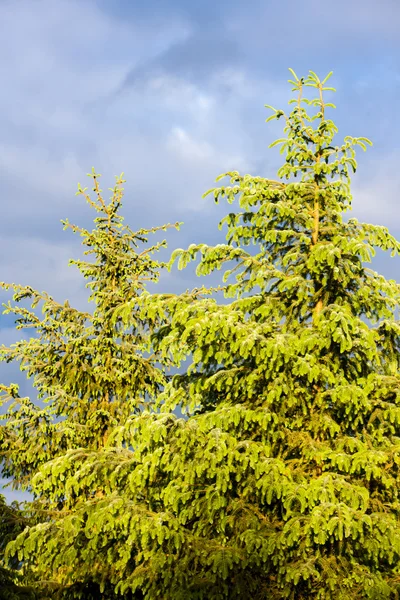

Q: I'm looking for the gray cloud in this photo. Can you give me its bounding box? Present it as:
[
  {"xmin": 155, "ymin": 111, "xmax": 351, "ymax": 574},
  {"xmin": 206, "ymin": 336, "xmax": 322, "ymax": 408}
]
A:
[{"xmin": 120, "ymin": 34, "xmax": 243, "ymax": 91}]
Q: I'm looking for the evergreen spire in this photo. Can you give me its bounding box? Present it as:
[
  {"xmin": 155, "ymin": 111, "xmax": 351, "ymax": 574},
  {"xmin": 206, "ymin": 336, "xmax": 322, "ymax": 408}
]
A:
[{"xmin": 0, "ymin": 171, "xmax": 181, "ymax": 597}]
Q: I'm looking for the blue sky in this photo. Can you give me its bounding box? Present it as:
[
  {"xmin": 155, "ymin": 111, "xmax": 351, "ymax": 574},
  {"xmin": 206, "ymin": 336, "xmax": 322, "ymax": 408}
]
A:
[{"xmin": 1, "ymin": 0, "xmax": 399, "ymax": 501}]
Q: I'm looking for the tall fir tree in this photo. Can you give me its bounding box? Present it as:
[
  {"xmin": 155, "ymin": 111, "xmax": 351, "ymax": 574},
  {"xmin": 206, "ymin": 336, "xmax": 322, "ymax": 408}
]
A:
[
  {"xmin": 3, "ymin": 70, "xmax": 400, "ymax": 599},
  {"xmin": 145, "ymin": 69, "xmax": 400, "ymax": 598},
  {"xmin": 0, "ymin": 171, "xmax": 183, "ymax": 598}
]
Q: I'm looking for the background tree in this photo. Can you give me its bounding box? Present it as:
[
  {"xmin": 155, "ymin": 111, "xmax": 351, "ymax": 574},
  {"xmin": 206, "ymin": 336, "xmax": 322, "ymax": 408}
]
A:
[
  {"xmin": 0, "ymin": 494, "xmax": 38, "ymax": 600},
  {"xmin": 0, "ymin": 171, "xmax": 183, "ymax": 598},
  {"xmin": 4, "ymin": 70, "xmax": 400, "ymax": 599}
]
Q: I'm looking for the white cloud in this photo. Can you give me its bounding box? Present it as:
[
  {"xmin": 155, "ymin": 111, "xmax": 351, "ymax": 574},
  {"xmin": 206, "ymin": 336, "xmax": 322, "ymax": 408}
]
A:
[
  {"xmin": 167, "ymin": 126, "xmax": 252, "ymax": 177},
  {"xmin": 168, "ymin": 127, "xmax": 215, "ymax": 162},
  {"xmin": 147, "ymin": 75, "xmax": 215, "ymax": 115}
]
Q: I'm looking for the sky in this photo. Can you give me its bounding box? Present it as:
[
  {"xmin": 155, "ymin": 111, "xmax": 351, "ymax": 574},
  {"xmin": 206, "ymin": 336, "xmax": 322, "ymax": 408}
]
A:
[{"xmin": 0, "ymin": 0, "xmax": 399, "ymax": 501}]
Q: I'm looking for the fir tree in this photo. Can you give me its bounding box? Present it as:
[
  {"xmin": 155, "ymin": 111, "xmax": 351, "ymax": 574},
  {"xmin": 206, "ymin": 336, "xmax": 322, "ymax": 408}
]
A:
[
  {"xmin": 0, "ymin": 171, "xmax": 182, "ymax": 598},
  {"xmin": 3, "ymin": 70, "xmax": 400, "ymax": 599},
  {"xmin": 144, "ymin": 69, "xmax": 400, "ymax": 598}
]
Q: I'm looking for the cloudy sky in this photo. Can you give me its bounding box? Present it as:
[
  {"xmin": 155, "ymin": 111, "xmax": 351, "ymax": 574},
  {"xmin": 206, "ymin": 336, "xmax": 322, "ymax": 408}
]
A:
[{"xmin": 1, "ymin": 0, "xmax": 399, "ymax": 501}]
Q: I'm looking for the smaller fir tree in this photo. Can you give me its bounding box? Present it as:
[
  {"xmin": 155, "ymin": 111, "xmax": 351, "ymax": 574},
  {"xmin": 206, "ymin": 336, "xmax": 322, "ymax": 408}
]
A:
[{"xmin": 0, "ymin": 171, "xmax": 182, "ymax": 598}]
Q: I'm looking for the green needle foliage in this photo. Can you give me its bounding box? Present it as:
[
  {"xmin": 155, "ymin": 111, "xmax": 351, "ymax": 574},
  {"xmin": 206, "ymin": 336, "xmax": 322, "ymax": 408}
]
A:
[
  {"xmin": 2, "ymin": 69, "xmax": 400, "ymax": 599},
  {"xmin": 147, "ymin": 70, "xmax": 400, "ymax": 597},
  {"xmin": 0, "ymin": 172, "xmax": 182, "ymax": 598},
  {"xmin": 0, "ymin": 495, "xmax": 37, "ymax": 600}
]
